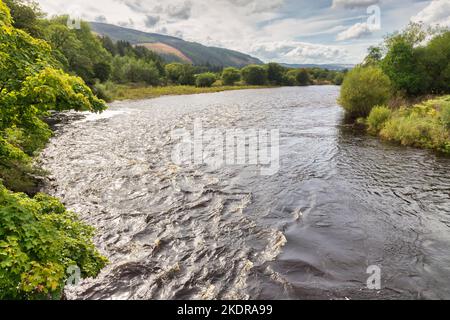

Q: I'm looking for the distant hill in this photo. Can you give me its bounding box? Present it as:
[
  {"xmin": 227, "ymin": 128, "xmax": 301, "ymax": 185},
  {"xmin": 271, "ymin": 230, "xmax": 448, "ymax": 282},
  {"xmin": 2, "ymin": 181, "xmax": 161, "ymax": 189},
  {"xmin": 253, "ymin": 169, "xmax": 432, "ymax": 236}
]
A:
[
  {"xmin": 90, "ymin": 22, "xmax": 263, "ymax": 68},
  {"xmin": 281, "ymin": 63, "xmax": 354, "ymax": 71}
]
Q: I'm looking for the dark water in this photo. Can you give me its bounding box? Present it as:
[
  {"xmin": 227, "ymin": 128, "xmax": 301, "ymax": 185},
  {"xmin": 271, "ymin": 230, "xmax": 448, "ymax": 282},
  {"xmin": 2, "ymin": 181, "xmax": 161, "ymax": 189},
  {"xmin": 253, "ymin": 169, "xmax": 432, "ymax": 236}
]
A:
[{"xmin": 40, "ymin": 86, "xmax": 450, "ymax": 300}]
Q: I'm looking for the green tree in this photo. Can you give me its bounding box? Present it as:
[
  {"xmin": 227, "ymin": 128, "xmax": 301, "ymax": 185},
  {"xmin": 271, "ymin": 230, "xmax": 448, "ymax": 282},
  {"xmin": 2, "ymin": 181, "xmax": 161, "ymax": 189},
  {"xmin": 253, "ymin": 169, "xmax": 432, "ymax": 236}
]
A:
[
  {"xmin": 165, "ymin": 63, "xmax": 195, "ymax": 85},
  {"xmin": 222, "ymin": 67, "xmax": 241, "ymax": 85},
  {"xmin": 381, "ymin": 39, "xmax": 428, "ymax": 95},
  {"xmin": 417, "ymin": 31, "xmax": 450, "ymax": 94},
  {"xmin": 266, "ymin": 62, "xmax": 285, "ymax": 85},
  {"xmin": 284, "ymin": 69, "xmax": 299, "ymax": 86},
  {"xmin": 94, "ymin": 62, "xmax": 111, "ymax": 83},
  {"xmin": 40, "ymin": 17, "xmax": 112, "ymax": 85},
  {"xmin": 296, "ymin": 69, "xmax": 310, "ymax": 86},
  {"xmin": 196, "ymin": 72, "xmax": 216, "ymax": 87},
  {"xmin": 363, "ymin": 46, "xmax": 383, "ymax": 66},
  {"xmin": 3, "ymin": 0, "xmax": 42, "ymax": 37},
  {"xmin": 339, "ymin": 66, "xmax": 392, "ymax": 118},
  {"xmin": 241, "ymin": 65, "xmax": 267, "ymax": 85}
]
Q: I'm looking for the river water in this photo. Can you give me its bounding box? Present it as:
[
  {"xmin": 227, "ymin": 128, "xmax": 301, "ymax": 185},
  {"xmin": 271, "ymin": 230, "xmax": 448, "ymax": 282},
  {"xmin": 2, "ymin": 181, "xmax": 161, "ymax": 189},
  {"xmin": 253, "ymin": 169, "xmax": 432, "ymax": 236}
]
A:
[{"xmin": 40, "ymin": 86, "xmax": 450, "ymax": 300}]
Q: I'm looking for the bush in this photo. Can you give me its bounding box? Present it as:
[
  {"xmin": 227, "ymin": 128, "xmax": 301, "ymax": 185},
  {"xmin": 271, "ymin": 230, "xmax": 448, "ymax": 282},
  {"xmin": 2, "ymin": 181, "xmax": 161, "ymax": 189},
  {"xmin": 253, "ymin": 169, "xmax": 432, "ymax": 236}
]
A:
[
  {"xmin": 93, "ymin": 81, "xmax": 117, "ymax": 102},
  {"xmin": 381, "ymin": 39, "xmax": 428, "ymax": 95},
  {"xmin": 195, "ymin": 72, "xmax": 216, "ymax": 87},
  {"xmin": 93, "ymin": 62, "xmax": 111, "ymax": 83},
  {"xmin": 339, "ymin": 66, "xmax": 392, "ymax": 119},
  {"xmin": 296, "ymin": 69, "xmax": 310, "ymax": 86},
  {"xmin": 334, "ymin": 73, "xmax": 344, "ymax": 85},
  {"xmin": 222, "ymin": 67, "xmax": 241, "ymax": 86},
  {"xmin": 266, "ymin": 63, "xmax": 285, "ymax": 85},
  {"xmin": 241, "ymin": 65, "xmax": 267, "ymax": 85},
  {"xmin": 377, "ymin": 97, "xmax": 450, "ymax": 153},
  {"xmin": 367, "ymin": 106, "xmax": 392, "ymax": 134},
  {"xmin": 0, "ymin": 184, "xmax": 108, "ymax": 299},
  {"xmin": 165, "ymin": 63, "xmax": 195, "ymax": 85},
  {"xmin": 123, "ymin": 59, "xmax": 160, "ymax": 85},
  {"xmin": 380, "ymin": 113, "xmax": 448, "ymax": 151}
]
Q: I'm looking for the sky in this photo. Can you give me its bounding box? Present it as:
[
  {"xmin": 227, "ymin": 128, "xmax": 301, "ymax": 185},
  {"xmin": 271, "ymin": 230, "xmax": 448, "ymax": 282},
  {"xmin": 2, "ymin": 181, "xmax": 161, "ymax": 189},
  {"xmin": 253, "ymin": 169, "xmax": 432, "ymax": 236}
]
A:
[{"xmin": 36, "ymin": 0, "xmax": 450, "ymax": 65}]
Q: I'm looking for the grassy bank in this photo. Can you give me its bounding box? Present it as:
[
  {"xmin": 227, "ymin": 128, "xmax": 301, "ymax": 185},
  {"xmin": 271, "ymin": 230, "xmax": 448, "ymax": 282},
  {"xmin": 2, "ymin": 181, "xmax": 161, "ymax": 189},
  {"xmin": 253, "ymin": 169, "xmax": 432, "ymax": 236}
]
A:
[
  {"xmin": 366, "ymin": 96, "xmax": 450, "ymax": 154},
  {"xmin": 96, "ymin": 83, "xmax": 273, "ymax": 102}
]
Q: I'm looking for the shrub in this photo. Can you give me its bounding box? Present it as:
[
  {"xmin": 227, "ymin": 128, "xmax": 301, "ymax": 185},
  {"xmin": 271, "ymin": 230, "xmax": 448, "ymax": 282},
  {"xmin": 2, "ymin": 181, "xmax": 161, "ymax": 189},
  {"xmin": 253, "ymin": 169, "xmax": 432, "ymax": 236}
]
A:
[
  {"xmin": 381, "ymin": 39, "xmax": 428, "ymax": 95},
  {"xmin": 285, "ymin": 70, "xmax": 299, "ymax": 86},
  {"xmin": 339, "ymin": 66, "xmax": 392, "ymax": 119},
  {"xmin": 367, "ymin": 106, "xmax": 392, "ymax": 134},
  {"xmin": 93, "ymin": 62, "xmax": 111, "ymax": 83},
  {"xmin": 165, "ymin": 63, "xmax": 195, "ymax": 85},
  {"xmin": 380, "ymin": 113, "xmax": 448, "ymax": 151},
  {"xmin": 122, "ymin": 59, "xmax": 160, "ymax": 85},
  {"xmin": 296, "ymin": 69, "xmax": 310, "ymax": 86},
  {"xmin": 333, "ymin": 73, "xmax": 344, "ymax": 85},
  {"xmin": 195, "ymin": 72, "xmax": 216, "ymax": 87},
  {"xmin": 241, "ymin": 65, "xmax": 267, "ymax": 85},
  {"xmin": 222, "ymin": 67, "xmax": 241, "ymax": 86},
  {"xmin": 0, "ymin": 184, "xmax": 108, "ymax": 299},
  {"xmin": 378, "ymin": 98, "xmax": 450, "ymax": 153},
  {"xmin": 266, "ymin": 63, "xmax": 285, "ymax": 85}
]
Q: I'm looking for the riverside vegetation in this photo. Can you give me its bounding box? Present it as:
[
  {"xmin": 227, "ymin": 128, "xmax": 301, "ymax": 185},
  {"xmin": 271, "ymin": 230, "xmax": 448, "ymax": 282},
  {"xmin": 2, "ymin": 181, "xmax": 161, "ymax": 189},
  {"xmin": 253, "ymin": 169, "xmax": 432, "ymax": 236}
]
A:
[
  {"xmin": 339, "ymin": 23, "xmax": 450, "ymax": 154},
  {"xmin": 0, "ymin": 0, "xmax": 107, "ymax": 299}
]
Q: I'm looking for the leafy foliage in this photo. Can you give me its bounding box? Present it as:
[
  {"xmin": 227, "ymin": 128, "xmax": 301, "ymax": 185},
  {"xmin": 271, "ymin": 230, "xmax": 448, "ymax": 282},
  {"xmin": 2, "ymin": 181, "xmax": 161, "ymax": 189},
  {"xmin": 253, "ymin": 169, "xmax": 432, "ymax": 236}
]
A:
[
  {"xmin": 3, "ymin": 0, "xmax": 42, "ymax": 37},
  {"xmin": 0, "ymin": 184, "xmax": 107, "ymax": 299},
  {"xmin": 381, "ymin": 39, "xmax": 428, "ymax": 95},
  {"xmin": 195, "ymin": 72, "xmax": 216, "ymax": 87},
  {"xmin": 367, "ymin": 106, "xmax": 392, "ymax": 134},
  {"xmin": 1, "ymin": 0, "xmax": 107, "ymax": 298},
  {"xmin": 296, "ymin": 69, "xmax": 311, "ymax": 86},
  {"xmin": 241, "ymin": 65, "xmax": 268, "ymax": 85},
  {"xmin": 339, "ymin": 66, "xmax": 392, "ymax": 118},
  {"xmin": 266, "ymin": 63, "xmax": 286, "ymax": 85},
  {"xmin": 221, "ymin": 67, "xmax": 241, "ymax": 86},
  {"xmin": 165, "ymin": 63, "xmax": 195, "ymax": 85},
  {"xmin": 380, "ymin": 107, "xmax": 449, "ymax": 153}
]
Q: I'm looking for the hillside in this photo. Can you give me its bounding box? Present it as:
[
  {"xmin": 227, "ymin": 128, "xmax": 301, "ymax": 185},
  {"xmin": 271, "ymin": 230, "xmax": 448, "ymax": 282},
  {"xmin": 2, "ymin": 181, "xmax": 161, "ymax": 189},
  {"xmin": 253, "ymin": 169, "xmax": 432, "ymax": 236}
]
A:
[{"xmin": 90, "ymin": 22, "xmax": 263, "ymax": 67}]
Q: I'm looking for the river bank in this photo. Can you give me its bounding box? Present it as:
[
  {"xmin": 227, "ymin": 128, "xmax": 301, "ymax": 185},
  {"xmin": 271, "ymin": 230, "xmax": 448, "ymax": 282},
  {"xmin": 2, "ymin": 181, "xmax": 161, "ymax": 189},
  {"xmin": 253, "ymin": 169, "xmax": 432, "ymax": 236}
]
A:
[
  {"xmin": 97, "ymin": 83, "xmax": 275, "ymax": 102},
  {"xmin": 365, "ymin": 95, "xmax": 450, "ymax": 155}
]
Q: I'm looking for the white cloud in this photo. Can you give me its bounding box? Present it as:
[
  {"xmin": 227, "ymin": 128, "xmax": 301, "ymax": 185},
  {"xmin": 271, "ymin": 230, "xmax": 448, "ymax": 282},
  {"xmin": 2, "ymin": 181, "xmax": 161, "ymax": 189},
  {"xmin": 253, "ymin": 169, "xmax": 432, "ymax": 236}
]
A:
[
  {"xmin": 411, "ymin": 0, "xmax": 450, "ymax": 27},
  {"xmin": 332, "ymin": 0, "xmax": 380, "ymax": 9},
  {"xmin": 250, "ymin": 41, "xmax": 348, "ymax": 64},
  {"xmin": 34, "ymin": 0, "xmax": 436, "ymax": 64},
  {"xmin": 336, "ymin": 22, "xmax": 372, "ymax": 41}
]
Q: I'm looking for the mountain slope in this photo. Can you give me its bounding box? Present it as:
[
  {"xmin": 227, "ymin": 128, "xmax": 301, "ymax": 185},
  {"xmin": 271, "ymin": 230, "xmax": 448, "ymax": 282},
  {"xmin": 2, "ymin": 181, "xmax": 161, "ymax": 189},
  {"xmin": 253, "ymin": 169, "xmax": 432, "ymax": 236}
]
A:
[{"xmin": 90, "ymin": 22, "xmax": 263, "ymax": 67}]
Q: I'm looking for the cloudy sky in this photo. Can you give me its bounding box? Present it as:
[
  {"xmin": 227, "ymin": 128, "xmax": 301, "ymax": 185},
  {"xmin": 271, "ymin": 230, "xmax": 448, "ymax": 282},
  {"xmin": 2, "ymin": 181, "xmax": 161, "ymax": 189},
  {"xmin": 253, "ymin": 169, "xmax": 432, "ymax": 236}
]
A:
[{"xmin": 36, "ymin": 0, "xmax": 450, "ymax": 64}]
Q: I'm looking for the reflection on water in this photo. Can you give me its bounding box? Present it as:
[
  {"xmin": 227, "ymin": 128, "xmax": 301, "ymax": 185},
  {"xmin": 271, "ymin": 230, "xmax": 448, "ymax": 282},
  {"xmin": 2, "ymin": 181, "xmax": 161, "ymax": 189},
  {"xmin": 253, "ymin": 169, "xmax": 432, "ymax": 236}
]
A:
[{"xmin": 40, "ymin": 86, "xmax": 450, "ymax": 300}]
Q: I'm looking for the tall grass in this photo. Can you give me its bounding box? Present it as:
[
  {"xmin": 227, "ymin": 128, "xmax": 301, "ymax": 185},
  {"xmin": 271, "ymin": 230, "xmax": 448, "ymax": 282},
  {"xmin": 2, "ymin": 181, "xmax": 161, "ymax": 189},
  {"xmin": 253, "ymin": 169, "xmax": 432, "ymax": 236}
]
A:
[
  {"xmin": 95, "ymin": 82, "xmax": 271, "ymax": 102},
  {"xmin": 367, "ymin": 96, "xmax": 450, "ymax": 154}
]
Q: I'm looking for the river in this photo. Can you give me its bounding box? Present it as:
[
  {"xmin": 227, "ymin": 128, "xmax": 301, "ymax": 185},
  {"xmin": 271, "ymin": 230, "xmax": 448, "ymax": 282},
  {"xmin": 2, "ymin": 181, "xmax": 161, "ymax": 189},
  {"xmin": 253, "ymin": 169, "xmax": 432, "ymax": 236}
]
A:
[{"xmin": 40, "ymin": 86, "xmax": 450, "ymax": 300}]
